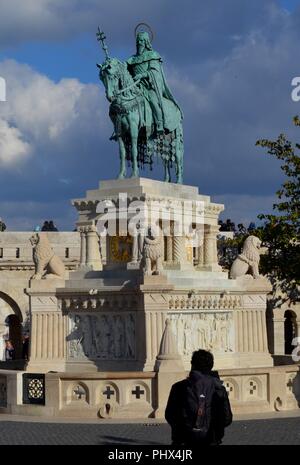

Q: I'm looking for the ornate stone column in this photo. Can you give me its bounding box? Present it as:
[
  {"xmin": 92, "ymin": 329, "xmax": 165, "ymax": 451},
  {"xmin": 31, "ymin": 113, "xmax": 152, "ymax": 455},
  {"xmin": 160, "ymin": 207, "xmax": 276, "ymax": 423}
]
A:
[
  {"xmin": 273, "ymin": 316, "xmax": 285, "ymax": 355},
  {"xmin": 203, "ymin": 224, "xmax": 222, "ymax": 271},
  {"xmin": 173, "ymin": 235, "xmax": 185, "ymax": 265},
  {"xmin": 86, "ymin": 225, "xmax": 102, "ymax": 270},
  {"xmin": 197, "ymin": 244, "xmax": 204, "ymax": 267},
  {"xmin": 79, "ymin": 227, "xmax": 87, "ymax": 268},
  {"xmin": 192, "ymin": 227, "xmax": 204, "ymax": 268},
  {"xmin": 166, "ymin": 236, "xmax": 173, "ymax": 264},
  {"xmin": 163, "ymin": 221, "xmax": 174, "ymax": 267},
  {"xmin": 171, "ymin": 233, "xmax": 193, "ymax": 270}
]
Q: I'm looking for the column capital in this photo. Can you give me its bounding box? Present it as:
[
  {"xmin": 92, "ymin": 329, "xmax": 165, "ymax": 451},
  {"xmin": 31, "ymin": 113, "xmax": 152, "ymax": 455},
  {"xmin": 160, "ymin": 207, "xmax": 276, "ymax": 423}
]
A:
[{"xmin": 205, "ymin": 224, "xmax": 220, "ymax": 235}]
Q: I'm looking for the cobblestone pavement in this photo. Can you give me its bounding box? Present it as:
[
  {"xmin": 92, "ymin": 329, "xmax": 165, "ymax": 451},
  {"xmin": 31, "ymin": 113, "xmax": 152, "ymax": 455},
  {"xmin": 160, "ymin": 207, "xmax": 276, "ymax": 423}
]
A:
[{"xmin": 0, "ymin": 417, "xmax": 300, "ymax": 445}]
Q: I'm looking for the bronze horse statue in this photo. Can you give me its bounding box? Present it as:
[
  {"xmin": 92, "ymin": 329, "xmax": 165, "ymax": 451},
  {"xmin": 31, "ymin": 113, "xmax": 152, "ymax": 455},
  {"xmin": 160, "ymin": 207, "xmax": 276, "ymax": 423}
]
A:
[{"xmin": 98, "ymin": 58, "xmax": 183, "ymax": 183}]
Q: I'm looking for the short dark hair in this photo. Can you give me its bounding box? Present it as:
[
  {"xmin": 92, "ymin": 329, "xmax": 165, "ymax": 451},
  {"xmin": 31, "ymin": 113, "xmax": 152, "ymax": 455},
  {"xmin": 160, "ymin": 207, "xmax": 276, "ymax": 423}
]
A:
[{"xmin": 191, "ymin": 349, "xmax": 214, "ymax": 373}]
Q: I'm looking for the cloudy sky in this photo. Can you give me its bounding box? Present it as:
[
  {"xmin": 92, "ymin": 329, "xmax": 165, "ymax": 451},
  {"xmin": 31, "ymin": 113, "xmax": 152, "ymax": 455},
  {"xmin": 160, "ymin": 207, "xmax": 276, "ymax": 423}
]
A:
[{"xmin": 0, "ymin": 0, "xmax": 300, "ymax": 230}]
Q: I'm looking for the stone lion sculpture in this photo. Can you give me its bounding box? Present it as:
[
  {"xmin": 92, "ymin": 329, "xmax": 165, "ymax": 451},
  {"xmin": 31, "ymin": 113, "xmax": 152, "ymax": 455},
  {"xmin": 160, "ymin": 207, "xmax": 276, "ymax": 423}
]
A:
[
  {"xmin": 230, "ymin": 235, "xmax": 262, "ymax": 279},
  {"xmin": 30, "ymin": 233, "xmax": 65, "ymax": 279},
  {"xmin": 143, "ymin": 227, "xmax": 163, "ymax": 276}
]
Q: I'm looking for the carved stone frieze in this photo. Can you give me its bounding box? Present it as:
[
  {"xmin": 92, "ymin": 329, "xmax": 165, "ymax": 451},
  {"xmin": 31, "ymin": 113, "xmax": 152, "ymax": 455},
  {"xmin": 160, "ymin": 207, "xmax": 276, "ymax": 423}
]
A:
[
  {"xmin": 60, "ymin": 294, "xmax": 140, "ymax": 312},
  {"xmin": 168, "ymin": 311, "xmax": 234, "ymax": 355},
  {"xmin": 168, "ymin": 294, "xmax": 241, "ymax": 310},
  {"xmin": 67, "ymin": 312, "xmax": 136, "ymax": 360}
]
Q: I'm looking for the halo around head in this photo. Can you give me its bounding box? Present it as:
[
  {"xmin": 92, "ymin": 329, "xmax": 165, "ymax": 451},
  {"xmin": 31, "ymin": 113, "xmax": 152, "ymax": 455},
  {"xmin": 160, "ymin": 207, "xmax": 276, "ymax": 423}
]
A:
[{"xmin": 134, "ymin": 23, "xmax": 154, "ymax": 42}]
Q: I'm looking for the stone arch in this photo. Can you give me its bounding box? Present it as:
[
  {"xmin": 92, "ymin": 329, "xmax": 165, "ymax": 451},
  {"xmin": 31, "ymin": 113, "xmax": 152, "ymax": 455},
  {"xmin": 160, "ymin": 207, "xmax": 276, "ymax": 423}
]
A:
[
  {"xmin": 96, "ymin": 381, "xmax": 120, "ymax": 405},
  {"xmin": 0, "ymin": 292, "xmax": 23, "ymax": 323},
  {"xmin": 0, "ymin": 292, "xmax": 24, "ymax": 359},
  {"xmin": 126, "ymin": 381, "xmax": 151, "ymax": 404},
  {"xmin": 284, "ymin": 310, "xmax": 297, "ymax": 355},
  {"xmin": 245, "ymin": 376, "xmax": 263, "ymax": 400},
  {"xmin": 222, "ymin": 377, "xmax": 239, "ymax": 401},
  {"xmin": 66, "ymin": 382, "xmax": 89, "ymax": 405}
]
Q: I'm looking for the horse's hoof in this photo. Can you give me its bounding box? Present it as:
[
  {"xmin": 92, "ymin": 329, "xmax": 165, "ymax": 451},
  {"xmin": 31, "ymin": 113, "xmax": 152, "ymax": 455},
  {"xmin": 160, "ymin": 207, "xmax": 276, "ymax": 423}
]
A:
[
  {"xmin": 118, "ymin": 173, "xmax": 126, "ymax": 179},
  {"xmin": 131, "ymin": 173, "xmax": 139, "ymax": 178}
]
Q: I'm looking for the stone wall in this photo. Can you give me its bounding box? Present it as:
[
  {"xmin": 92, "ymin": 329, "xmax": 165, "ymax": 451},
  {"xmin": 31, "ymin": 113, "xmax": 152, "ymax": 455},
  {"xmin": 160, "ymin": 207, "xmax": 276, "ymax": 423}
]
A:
[
  {"xmin": 0, "ymin": 232, "xmax": 80, "ymax": 325},
  {"xmin": 0, "ymin": 365, "xmax": 299, "ymax": 418},
  {"xmin": 0, "ymin": 232, "xmax": 80, "ymax": 269}
]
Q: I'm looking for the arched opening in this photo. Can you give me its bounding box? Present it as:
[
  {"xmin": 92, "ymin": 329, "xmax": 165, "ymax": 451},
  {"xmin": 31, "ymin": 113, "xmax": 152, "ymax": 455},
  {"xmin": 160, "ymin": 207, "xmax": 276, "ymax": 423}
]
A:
[
  {"xmin": 0, "ymin": 292, "xmax": 24, "ymax": 361},
  {"xmin": 284, "ymin": 310, "xmax": 297, "ymax": 355}
]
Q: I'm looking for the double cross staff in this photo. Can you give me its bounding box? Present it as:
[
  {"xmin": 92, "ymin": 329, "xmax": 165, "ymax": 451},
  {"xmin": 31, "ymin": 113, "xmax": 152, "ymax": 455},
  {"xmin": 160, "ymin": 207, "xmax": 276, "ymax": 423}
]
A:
[
  {"xmin": 96, "ymin": 27, "xmax": 110, "ymax": 60},
  {"xmin": 96, "ymin": 27, "xmax": 142, "ymax": 98}
]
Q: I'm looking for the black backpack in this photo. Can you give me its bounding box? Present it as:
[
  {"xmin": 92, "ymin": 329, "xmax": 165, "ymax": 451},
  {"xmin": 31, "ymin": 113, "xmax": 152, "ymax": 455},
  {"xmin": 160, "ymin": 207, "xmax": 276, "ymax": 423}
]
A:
[{"xmin": 182, "ymin": 374, "xmax": 216, "ymax": 442}]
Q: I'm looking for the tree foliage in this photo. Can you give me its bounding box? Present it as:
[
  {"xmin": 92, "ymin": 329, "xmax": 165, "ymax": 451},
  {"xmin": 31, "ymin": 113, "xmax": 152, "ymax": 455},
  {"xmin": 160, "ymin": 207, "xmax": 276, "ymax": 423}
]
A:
[{"xmin": 255, "ymin": 116, "xmax": 300, "ymax": 302}]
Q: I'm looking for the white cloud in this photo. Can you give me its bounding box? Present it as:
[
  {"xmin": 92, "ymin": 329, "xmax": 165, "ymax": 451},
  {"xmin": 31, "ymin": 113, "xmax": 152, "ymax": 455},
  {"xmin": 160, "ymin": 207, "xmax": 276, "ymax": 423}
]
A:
[
  {"xmin": 0, "ymin": 118, "xmax": 31, "ymax": 166},
  {"xmin": 0, "ymin": 59, "xmax": 109, "ymax": 169}
]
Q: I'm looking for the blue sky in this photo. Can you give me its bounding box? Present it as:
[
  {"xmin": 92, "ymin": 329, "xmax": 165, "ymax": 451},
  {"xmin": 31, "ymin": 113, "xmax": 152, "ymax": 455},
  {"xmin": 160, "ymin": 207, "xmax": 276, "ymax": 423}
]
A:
[
  {"xmin": 0, "ymin": 0, "xmax": 300, "ymax": 230},
  {"xmin": 280, "ymin": 0, "xmax": 300, "ymax": 10}
]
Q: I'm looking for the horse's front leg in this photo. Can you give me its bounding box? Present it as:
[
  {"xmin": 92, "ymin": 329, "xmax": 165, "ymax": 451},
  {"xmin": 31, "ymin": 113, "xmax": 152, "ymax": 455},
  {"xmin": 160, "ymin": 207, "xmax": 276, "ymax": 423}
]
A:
[
  {"xmin": 118, "ymin": 137, "xmax": 126, "ymax": 179},
  {"xmin": 130, "ymin": 125, "xmax": 139, "ymax": 178},
  {"xmin": 164, "ymin": 163, "xmax": 170, "ymax": 182}
]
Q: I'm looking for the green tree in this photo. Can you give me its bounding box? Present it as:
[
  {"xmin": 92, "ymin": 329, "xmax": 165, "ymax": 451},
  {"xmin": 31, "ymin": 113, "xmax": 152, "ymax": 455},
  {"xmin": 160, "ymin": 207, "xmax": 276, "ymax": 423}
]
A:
[{"xmin": 255, "ymin": 116, "xmax": 300, "ymax": 303}]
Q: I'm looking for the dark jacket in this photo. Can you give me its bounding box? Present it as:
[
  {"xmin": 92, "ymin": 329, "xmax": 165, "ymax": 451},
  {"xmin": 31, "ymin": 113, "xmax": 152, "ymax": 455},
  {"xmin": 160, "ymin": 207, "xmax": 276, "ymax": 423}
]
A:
[{"xmin": 165, "ymin": 370, "xmax": 232, "ymax": 445}]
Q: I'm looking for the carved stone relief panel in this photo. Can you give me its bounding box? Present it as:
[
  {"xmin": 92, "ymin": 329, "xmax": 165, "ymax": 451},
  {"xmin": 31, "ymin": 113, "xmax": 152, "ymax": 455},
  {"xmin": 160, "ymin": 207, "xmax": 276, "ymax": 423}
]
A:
[
  {"xmin": 168, "ymin": 311, "xmax": 234, "ymax": 356},
  {"xmin": 67, "ymin": 312, "xmax": 136, "ymax": 360}
]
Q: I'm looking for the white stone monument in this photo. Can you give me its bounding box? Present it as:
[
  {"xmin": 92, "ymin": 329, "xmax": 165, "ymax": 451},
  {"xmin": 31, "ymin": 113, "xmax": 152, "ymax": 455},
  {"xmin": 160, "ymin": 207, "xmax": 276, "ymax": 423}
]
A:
[
  {"xmin": 14, "ymin": 177, "xmax": 292, "ymax": 421},
  {"xmin": 0, "ymin": 179, "xmax": 299, "ymax": 419}
]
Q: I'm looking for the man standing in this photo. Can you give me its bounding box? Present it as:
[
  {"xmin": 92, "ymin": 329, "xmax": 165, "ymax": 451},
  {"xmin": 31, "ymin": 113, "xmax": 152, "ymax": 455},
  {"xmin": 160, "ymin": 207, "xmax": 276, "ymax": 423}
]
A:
[
  {"xmin": 127, "ymin": 31, "xmax": 182, "ymax": 135},
  {"xmin": 165, "ymin": 350, "xmax": 232, "ymax": 445}
]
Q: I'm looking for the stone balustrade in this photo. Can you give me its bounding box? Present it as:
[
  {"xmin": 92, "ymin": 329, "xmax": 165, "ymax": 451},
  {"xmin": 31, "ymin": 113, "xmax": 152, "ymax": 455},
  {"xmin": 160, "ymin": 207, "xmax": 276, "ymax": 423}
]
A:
[{"xmin": 0, "ymin": 232, "xmax": 80, "ymax": 269}]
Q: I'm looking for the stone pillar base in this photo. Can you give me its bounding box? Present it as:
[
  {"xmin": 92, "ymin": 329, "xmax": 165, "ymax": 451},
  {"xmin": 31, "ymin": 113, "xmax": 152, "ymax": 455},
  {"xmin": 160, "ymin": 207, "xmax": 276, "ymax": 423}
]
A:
[
  {"xmin": 196, "ymin": 264, "xmax": 223, "ymax": 272},
  {"xmin": 26, "ymin": 360, "xmax": 66, "ymax": 373},
  {"xmin": 127, "ymin": 261, "xmax": 142, "ymax": 270},
  {"xmin": 167, "ymin": 262, "xmax": 194, "ymax": 271},
  {"xmin": 154, "ymin": 370, "xmax": 187, "ymax": 418}
]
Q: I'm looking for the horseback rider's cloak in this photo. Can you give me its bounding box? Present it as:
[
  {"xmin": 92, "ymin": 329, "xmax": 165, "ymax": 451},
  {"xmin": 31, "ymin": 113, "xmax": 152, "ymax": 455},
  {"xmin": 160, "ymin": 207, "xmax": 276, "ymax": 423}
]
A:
[{"xmin": 127, "ymin": 50, "xmax": 183, "ymax": 133}]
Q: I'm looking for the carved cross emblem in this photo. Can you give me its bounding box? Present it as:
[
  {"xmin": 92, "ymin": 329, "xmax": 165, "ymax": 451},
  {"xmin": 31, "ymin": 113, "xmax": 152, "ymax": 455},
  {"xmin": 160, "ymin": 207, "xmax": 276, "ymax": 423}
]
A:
[
  {"xmin": 103, "ymin": 386, "xmax": 115, "ymax": 399},
  {"xmin": 132, "ymin": 386, "xmax": 145, "ymax": 399}
]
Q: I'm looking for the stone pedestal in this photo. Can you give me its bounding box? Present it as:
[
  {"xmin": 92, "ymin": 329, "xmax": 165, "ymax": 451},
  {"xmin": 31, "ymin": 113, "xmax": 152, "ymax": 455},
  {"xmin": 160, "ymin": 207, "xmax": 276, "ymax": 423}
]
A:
[
  {"xmin": 25, "ymin": 279, "xmax": 68, "ymax": 373},
  {"xmin": 3, "ymin": 178, "xmax": 285, "ymax": 420},
  {"xmin": 23, "ymin": 179, "xmax": 274, "ymax": 374}
]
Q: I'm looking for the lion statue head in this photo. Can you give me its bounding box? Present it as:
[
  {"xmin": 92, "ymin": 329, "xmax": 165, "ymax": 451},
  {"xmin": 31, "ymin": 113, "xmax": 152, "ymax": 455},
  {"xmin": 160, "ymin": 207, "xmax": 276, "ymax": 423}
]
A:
[
  {"xmin": 241, "ymin": 235, "xmax": 261, "ymax": 263},
  {"xmin": 30, "ymin": 233, "xmax": 54, "ymax": 264},
  {"xmin": 29, "ymin": 233, "xmax": 39, "ymax": 247}
]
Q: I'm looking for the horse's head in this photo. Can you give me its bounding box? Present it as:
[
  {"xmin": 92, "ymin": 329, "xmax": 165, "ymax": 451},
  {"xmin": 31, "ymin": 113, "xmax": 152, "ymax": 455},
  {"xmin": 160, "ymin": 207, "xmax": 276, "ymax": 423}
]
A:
[{"xmin": 98, "ymin": 58, "xmax": 125, "ymax": 102}]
